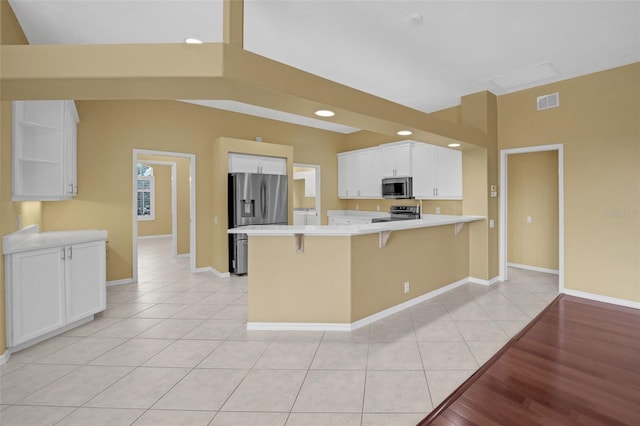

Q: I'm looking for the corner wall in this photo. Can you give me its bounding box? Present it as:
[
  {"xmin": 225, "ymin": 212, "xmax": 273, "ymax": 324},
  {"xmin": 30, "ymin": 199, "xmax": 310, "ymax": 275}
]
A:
[{"xmin": 498, "ymin": 63, "xmax": 640, "ymax": 302}]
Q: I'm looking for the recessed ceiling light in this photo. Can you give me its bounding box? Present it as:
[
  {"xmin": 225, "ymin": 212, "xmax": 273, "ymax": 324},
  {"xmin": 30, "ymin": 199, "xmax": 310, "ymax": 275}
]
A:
[
  {"xmin": 314, "ymin": 110, "xmax": 335, "ymax": 117},
  {"xmin": 397, "ymin": 130, "xmax": 413, "ymax": 136},
  {"xmin": 185, "ymin": 38, "xmax": 203, "ymax": 44},
  {"xmin": 448, "ymin": 143, "xmax": 461, "ymax": 148}
]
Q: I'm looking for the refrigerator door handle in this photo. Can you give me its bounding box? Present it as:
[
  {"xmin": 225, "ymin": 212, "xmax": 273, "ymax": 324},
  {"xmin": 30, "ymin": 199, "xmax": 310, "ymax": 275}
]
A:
[{"xmin": 261, "ymin": 179, "xmax": 266, "ymax": 219}]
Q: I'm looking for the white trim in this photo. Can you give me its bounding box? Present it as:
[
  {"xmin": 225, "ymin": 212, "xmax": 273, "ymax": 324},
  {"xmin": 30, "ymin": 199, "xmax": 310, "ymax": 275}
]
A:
[
  {"xmin": 107, "ymin": 278, "xmax": 135, "ymax": 287},
  {"xmin": 194, "ymin": 266, "xmax": 231, "ymax": 278},
  {"xmin": 468, "ymin": 276, "xmax": 501, "ymax": 286},
  {"xmin": 133, "ymin": 149, "xmax": 196, "ymax": 282},
  {"xmin": 247, "ymin": 277, "xmax": 469, "ymax": 331},
  {"xmin": 563, "ymin": 289, "xmax": 640, "ymax": 310},
  {"xmin": 176, "ymin": 253, "xmax": 190, "ymax": 258},
  {"xmin": 247, "ymin": 322, "xmax": 352, "ymax": 332},
  {"xmin": 499, "ymin": 143, "xmax": 564, "ymax": 294},
  {"xmin": 507, "ymin": 262, "xmax": 559, "ymax": 275},
  {"xmin": 137, "ymin": 234, "xmax": 172, "ymax": 240},
  {"xmin": 0, "ymin": 349, "xmax": 10, "ymax": 365}
]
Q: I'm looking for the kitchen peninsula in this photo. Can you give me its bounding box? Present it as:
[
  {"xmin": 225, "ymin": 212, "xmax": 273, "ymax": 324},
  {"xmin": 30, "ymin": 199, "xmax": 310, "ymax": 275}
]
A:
[{"xmin": 229, "ymin": 215, "xmax": 484, "ymax": 330}]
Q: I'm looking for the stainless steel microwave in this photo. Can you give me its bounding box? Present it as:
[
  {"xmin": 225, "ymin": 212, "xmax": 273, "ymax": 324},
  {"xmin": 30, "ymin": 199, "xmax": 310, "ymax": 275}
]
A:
[{"xmin": 381, "ymin": 177, "xmax": 413, "ymax": 199}]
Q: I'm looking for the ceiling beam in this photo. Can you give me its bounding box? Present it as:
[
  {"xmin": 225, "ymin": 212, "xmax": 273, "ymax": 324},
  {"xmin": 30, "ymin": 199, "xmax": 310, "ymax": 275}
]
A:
[{"xmin": 0, "ymin": 42, "xmax": 491, "ymax": 147}]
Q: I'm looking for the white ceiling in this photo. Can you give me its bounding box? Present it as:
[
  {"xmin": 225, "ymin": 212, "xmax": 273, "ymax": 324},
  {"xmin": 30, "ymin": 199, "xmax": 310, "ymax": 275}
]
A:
[{"xmin": 8, "ymin": 0, "xmax": 640, "ymax": 132}]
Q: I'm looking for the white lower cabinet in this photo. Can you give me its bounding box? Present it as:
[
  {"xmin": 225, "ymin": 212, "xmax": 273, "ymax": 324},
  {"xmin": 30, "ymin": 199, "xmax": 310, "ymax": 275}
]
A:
[{"xmin": 5, "ymin": 239, "xmax": 106, "ymax": 348}]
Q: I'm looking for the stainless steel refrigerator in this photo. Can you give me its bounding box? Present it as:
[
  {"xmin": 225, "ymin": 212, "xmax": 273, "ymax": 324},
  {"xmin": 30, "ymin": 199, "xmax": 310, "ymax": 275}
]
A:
[{"xmin": 228, "ymin": 173, "xmax": 288, "ymax": 274}]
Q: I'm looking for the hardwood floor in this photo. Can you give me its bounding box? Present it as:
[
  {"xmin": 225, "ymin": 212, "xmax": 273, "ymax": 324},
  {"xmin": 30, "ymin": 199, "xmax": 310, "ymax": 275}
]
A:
[{"xmin": 418, "ymin": 294, "xmax": 640, "ymax": 426}]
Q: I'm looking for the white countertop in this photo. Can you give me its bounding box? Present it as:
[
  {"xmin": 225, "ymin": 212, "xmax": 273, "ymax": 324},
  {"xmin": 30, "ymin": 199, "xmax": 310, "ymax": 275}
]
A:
[
  {"xmin": 229, "ymin": 214, "xmax": 485, "ymax": 237},
  {"xmin": 3, "ymin": 225, "xmax": 108, "ymax": 254}
]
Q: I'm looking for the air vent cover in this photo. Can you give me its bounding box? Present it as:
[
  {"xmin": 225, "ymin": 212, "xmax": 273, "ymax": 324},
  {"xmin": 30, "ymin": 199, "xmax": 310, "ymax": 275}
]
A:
[{"xmin": 537, "ymin": 92, "xmax": 559, "ymax": 111}]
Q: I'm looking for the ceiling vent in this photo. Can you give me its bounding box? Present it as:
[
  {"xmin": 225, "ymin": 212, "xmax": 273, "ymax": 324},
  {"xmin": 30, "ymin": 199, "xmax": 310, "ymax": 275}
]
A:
[{"xmin": 537, "ymin": 92, "xmax": 559, "ymax": 111}]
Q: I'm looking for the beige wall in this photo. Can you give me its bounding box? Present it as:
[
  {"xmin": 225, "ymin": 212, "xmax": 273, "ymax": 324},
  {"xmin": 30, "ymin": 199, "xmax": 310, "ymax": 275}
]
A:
[
  {"xmin": 40, "ymin": 101, "xmax": 347, "ymax": 281},
  {"xmin": 137, "ymin": 163, "xmax": 172, "ymax": 237},
  {"xmin": 507, "ymin": 151, "xmax": 559, "ymax": 270},
  {"xmin": 498, "ymin": 63, "xmax": 639, "ymax": 301}
]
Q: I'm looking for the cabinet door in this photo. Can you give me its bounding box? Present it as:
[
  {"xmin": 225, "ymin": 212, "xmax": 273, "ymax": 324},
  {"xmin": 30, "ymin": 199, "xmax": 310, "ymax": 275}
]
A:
[
  {"xmin": 259, "ymin": 156, "xmax": 286, "ymax": 175},
  {"xmin": 412, "ymin": 143, "xmax": 438, "ymax": 199},
  {"xmin": 63, "ymin": 101, "xmax": 79, "ymax": 197},
  {"xmin": 303, "ymin": 171, "xmax": 316, "ymax": 197},
  {"xmin": 356, "ymin": 148, "xmax": 382, "ymax": 197},
  {"xmin": 436, "ymin": 147, "xmax": 463, "ymax": 199},
  {"xmin": 338, "ymin": 153, "xmax": 357, "ymax": 198},
  {"xmin": 8, "ymin": 246, "xmax": 66, "ymax": 346},
  {"xmin": 66, "ymin": 241, "xmax": 106, "ymax": 323},
  {"xmin": 228, "ymin": 153, "xmax": 260, "ymax": 173},
  {"xmin": 381, "ymin": 143, "xmax": 412, "ymax": 177},
  {"xmin": 293, "ymin": 212, "xmax": 306, "ymax": 225}
]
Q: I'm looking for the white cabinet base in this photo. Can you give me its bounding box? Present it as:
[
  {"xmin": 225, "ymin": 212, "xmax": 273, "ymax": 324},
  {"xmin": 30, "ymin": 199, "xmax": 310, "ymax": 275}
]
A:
[{"xmin": 7, "ymin": 316, "xmax": 94, "ymax": 355}]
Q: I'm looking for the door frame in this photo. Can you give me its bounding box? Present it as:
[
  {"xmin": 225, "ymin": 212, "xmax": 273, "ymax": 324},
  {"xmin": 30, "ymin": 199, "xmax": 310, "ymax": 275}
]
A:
[
  {"xmin": 293, "ymin": 163, "xmax": 322, "ymax": 224},
  {"xmin": 132, "ymin": 149, "xmax": 196, "ymax": 282},
  {"xmin": 499, "ymin": 144, "xmax": 564, "ymax": 292}
]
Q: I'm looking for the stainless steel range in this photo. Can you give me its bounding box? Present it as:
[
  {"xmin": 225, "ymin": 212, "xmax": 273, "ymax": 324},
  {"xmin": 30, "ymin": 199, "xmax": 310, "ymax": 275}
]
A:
[{"xmin": 372, "ymin": 205, "xmax": 421, "ymax": 223}]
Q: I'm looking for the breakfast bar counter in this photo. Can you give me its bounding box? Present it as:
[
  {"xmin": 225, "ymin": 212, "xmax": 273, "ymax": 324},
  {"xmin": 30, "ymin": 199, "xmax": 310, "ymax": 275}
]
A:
[{"xmin": 229, "ymin": 215, "xmax": 485, "ymax": 331}]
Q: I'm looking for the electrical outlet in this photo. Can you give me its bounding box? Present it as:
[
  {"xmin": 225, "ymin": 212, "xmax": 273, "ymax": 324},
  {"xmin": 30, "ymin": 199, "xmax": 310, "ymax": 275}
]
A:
[
  {"xmin": 355, "ymin": 204, "xmax": 360, "ymax": 210},
  {"xmin": 435, "ymin": 207, "xmax": 441, "ymax": 214},
  {"xmin": 17, "ymin": 214, "xmax": 22, "ymax": 229},
  {"xmin": 489, "ymin": 219, "xmax": 495, "ymax": 228},
  {"xmin": 214, "ymin": 216, "xmax": 218, "ymax": 225},
  {"xmin": 527, "ymin": 216, "xmax": 532, "ymax": 223},
  {"xmin": 404, "ymin": 281, "xmax": 410, "ymax": 293},
  {"xmin": 376, "ymin": 205, "xmax": 380, "ymax": 212}
]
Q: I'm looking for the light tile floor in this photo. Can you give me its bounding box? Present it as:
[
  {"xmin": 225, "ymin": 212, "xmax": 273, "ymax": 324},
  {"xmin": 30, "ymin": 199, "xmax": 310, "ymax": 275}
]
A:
[{"xmin": 0, "ymin": 237, "xmax": 559, "ymax": 426}]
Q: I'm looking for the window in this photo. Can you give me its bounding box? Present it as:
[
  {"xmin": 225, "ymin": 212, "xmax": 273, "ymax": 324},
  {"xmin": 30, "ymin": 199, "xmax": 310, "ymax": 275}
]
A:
[{"xmin": 137, "ymin": 164, "xmax": 155, "ymax": 221}]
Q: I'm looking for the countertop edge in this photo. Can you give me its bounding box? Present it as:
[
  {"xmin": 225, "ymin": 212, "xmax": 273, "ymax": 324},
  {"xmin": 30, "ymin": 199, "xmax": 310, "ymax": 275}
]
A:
[
  {"xmin": 229, "ymin": 215, "xmax": 485, "ymax": 237},
  {"xmin": 3, "ymin": 229, "xmax": 108, "ymax": 255}
]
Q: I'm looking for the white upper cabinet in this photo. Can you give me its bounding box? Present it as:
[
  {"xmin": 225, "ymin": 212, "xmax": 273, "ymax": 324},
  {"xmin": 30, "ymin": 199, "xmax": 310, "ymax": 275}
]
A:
[
  {"xmin": 228, "ymin": 153, "xmax": 286, "ymax": 175},
  {"xmin": 412, "ymin": 144, "xmax": 462, "ymax": 200},
  {"xmin": 12, "ymin": 100, "xmax": 79, "ymax": 201},
  {"xmin": 338, "ymin": 147, "xmax": 381, "ymax": 199},
  {"xmin": 381, "ymin": 142, "xmax": 413, "ymax": 177}
]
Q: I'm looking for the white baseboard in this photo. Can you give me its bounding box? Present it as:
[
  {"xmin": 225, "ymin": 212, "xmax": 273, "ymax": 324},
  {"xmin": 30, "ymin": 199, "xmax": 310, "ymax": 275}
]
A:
[
  {"xmin": 247, "ymin": 277, "xmax": 470, "ymax": 332},
  {"xmin": 508, "ymin": 262, "xmax": 559, "ymax": 275},
  {"xmin": 137, "ymin": 234, "xmax": 172, "ymax": 240},
  {"xmin": 0, "ymin": 349, "xmax": 10, "ymax": 365},
  {"xmin": 107, "ymin": 278, "xmax": 135, "ymax": 287},
  {"xmin": 468, "ymin": 276, "xmax": 501, "ymax": 286},
  {"xmin": 176, "ymin": 253, "xmax": 190, "ymax": 258},
  {"xmin": 194, "ymin": 266, "xmax": 231, "ymax": 278},
  {"xmin": 247, "ymin": 322, "xmax": 352, "ymax": 332},
  {"xmin": 563, "ymin": 289, "xmax": 640, "ymax": 310}
]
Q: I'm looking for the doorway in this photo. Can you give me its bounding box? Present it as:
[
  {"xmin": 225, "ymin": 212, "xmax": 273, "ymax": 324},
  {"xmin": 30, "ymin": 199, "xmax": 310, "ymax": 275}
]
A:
[
  {"xmin": 132, "ymin": 149, "xmax": 196, "ymax": 283},
  {"xmin": 499, "ymin": 144, "xmax": 564, "ymax": 292},
  {"xmin": 293, "ymin": 163, "xmax": 321, "ymax": 225}
]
